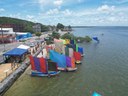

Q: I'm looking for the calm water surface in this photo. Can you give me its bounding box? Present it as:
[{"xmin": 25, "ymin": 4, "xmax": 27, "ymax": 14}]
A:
[{"xmin": 4, "ymin": 27, "xmax": 128, "ymax": 96}]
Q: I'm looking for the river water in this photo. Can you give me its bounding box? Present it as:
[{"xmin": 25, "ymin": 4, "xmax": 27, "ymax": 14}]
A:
[{"xmin": 4, "ymin": 27, "xmax": 128, "ymax": 96}]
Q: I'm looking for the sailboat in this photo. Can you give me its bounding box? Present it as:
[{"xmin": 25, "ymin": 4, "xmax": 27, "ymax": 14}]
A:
[
  {"xmin": 49, "ymin": 50, "xmax": 77, "ymax": 71},
  {"xmin": 73, "ymin": 51, "xmax": 82, "ymax": 64},
  {"xmin": 50, "ymin": 50, "xmax": 67, "ymax": 71},
  {"xmin": 29, "ymin": 55, "xmax": 60, "ymax": 77},
  {"xmin": 78, "ymin": 47, "xmax": 84, "ymax": 57},
  {"xmin": 66, "ymin": 56, "xmax": 77, "ymax": 71}
]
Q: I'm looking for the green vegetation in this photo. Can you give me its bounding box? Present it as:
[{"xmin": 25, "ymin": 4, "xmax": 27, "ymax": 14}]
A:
[
  {"xmin": 61, "ymin": 33, "xmax": 92, "ymax": 43},
  {"xmin": 61, "ymin": 33, "xmax": 75, "ymax": 40},
  {"xmin": 84, "ymin": 36, "xmax": 92, "ymax": 42},
  {"xmin": 0, "ymin": 17, "xmax": 49, "ymax": 33},
  {"xmin": 56, "ymin": 23, "xmax": 64, "ymax": 31},
  {"xmin": 35, "ymin": 32, "xmax": 42, "ymax": 37},
  {"xmin": 51, "ymin": 31, "xmax": 60, "ymax": 39},
  {"xmin": 45, "ymin": 32, "xmax": 92, "ymax": 45}
]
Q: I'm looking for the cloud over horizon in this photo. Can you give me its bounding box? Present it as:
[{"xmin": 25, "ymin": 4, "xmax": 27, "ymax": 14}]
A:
[{"xmin": 0, "ymin": 0, "xmax": 128, "ymax": 26}]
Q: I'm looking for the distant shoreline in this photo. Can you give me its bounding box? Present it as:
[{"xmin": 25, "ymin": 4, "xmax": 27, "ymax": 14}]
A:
[{"xmin": 71, "ymin": 26, "xmax": 128, "ymax": 28}]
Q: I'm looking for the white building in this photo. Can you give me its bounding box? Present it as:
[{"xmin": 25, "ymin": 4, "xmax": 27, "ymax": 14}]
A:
[{"xmin": 0, "ymin": 28, "xmax": 15, "ymax": 35}]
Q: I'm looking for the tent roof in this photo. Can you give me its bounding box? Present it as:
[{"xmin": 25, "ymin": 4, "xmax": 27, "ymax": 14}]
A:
[
  {"xmin": 3, "ymin": 48, "xmax": 27, "ymax": 56},
  {"xmin": 17, "ymin": 44, "xmax": 30, "ymax": 49}
]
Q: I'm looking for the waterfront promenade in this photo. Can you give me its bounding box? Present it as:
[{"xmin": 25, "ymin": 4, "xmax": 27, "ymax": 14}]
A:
[{"xmin": 0, "ymin": 33, "xmax": 48, "ymax": 83}]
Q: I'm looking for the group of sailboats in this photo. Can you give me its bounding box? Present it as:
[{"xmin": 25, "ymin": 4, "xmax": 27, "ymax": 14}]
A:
[{"xmin": 29, "ymin": 39, "xmax": 84, "ymax": 77}]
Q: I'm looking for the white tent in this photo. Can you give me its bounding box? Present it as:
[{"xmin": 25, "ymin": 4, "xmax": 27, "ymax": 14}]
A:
[{"xmin": 17, "ymin": 44, "xmax": 30, "ymax": 49}]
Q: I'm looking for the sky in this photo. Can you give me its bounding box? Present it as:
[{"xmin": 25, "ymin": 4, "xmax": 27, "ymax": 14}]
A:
[{"xmin": 0, "ymin": 0, "xmax": 128, "ymax": 26}]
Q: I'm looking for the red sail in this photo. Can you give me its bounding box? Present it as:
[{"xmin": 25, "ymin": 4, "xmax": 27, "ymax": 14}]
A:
[
  {"xmin": 39, "ymin": 58, "xmax": 47, "ymax": 73},
  {"xmin": 29, "ymin": 55, "xmax": 35, "ymax": 70},
  {"xmin": 73, "ymin": 52, "xmax": 81, "ymax": 61}
]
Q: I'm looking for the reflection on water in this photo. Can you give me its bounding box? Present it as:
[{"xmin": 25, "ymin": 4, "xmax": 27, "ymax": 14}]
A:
[{"xmin": 4, "ymin": 27, "xmax": 128, "ymax": 96}]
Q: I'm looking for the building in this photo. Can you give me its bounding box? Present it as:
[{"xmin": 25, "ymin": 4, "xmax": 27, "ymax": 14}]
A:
[
  {"xmin": 33, "ymin": 23, "xmax": 41, "ymax": 32},
  {"xmin": 0, "ymin": 24, "xmax": 24, "ymax": 32},
  {"xmin": 0, "ymin": 28, "xmax": 16, "ymax": 43}
]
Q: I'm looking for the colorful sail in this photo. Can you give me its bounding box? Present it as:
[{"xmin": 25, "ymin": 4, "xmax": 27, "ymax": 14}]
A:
[
  {"xmin": 29, "ymin": 56, "xmax": 48, "ymax": 73},
  {"xmin": 46, "ymin": 45, "xmax": 53, "ymax": 52},
  {"xmin": 48, "ymin": 60, "xmax": 58, "ymax": 71},
  {"xmin": 92, "ymin": 92, "xmax": 102, "ymax": 96},
  {"xmin": 73, "ymin": 51, "xmax": 81, "ymax": 61},
  {"xmin": 74, "ymin": 39, "xmax": 76, "ymax": 44},
  {"xmin": 65, "ymin": 46, "xmax": 69, "ymax": 56},
  {"xmin": 71, "ymin": 57, "xmax": 75, "ymax": 68},
  {"xmin": 49, "ymin": 50, "xmax": 66, "ymax": 68},
  {"xmin": 72, "ymin": 44, "xmax": 76, "ymax": 51},
  {"xmin": 29, "ymin": 55, "xmax": 35, "ymax": 70},
  {"xmin": 78, "ymin": 47, "xmax": 84, "ymax": 55},
  {"xmin": 62, "ymin": 39, "xmax": 66, "ymax": 45},
  {"xmin": 69, "ymin": 48, "xmax": 74, "ymax": 57},
  {"xmin": 75, "ymin": 44, "xmax": 78, "ymax": 52},
  {"xmin": 93, "ymin": 37, "xmax": 99, "ymax": 42},
  {"xmin": 39, "ymin": 57, "xmax": 47, "ymax": 73},
  {"xmin": 33, "ymin": 57, "xmax": 41, "ymax": 72},
  {"xmin": 29, "ymin": 55, "xmax": 60, "ymax": 77},
  {"xmin": 66, "ymin": 56, "xmax": 71, "ymax": 67},
  {"xmin": 54, "ymin": 39, "xmax": 63, "ymax": 53},
  {"xmin": 65, "ymin": 39, "xmax": 70, "ymax": 44},
  {"xmin": 42, "ymin": 48, "xmax": 47, "ymax": 58},
  {"xmin": 62, "ymin": 46, "xmax": 66, "ymax": 55},
  {"xmin": 66, "ymin": 56, "xmax": 76, "ymax": 68},
  {"xmin": 70, "ymin": 40, "xmax": 74, "ymax": 44}
]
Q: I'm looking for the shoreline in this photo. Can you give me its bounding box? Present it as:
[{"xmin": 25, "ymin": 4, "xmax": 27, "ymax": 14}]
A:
[
  {"xmin": 0, "ymin": 46, "xmax": 42, "ymax": 95},
  {"xmin": 0, "ymin": 31, "xmax": 68, "ymax": 95}
]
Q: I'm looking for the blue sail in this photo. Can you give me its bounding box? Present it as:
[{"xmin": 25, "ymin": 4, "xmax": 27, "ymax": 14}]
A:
[
  {"xmin": 78, "ymin": 47, "xmax": 84, "ymax": 54},
  {"xmin": 49, "ymin": 50, "xmax": 66, "ymax": 68},
  {"xmin": 93, "ymin": 37, "xmax": 99, "ymax": 42},
  {"xmin": 92, "ymin": 92, "xmax": 102, "ymax": 96}
]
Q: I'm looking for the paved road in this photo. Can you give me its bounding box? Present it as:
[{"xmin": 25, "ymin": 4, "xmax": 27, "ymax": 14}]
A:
[{"xmin": 0, "ymin": 33, "xmax": 49, "ymax": 63}]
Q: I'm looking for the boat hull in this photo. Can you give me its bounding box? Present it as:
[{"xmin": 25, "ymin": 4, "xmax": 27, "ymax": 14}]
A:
[
  {"xmin": 31, "ymin": 71, "xmax": 60, "ymax": 77},
  {"xmin": 66, "ymin": 67, "xmax": 77, "ymax": 72}
]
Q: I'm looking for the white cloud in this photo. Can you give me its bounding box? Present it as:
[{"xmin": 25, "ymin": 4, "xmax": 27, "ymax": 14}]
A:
[
  {"xmin": 26, "ymin": 15, "xmax": 34, "ymax": 19},
  {"xmin": 0, "ymin": 8, "xmax": 5, "ymax": 12},
  {"xmin": 9, "ymin": 13, "xmax": 21, "ymax": 18},
  {"xmin": 97, "ymin": 5, "xmax": 115, "ymax": 13},
  {"xmin": 53, "ymin": 0, "xmax": 63, "ymax": 6},
  {"xmin": 46, "ymin": 8, "xmax": 59, "ymax": 15},
  {"xmin": 62, "ymin": 9, "xmax": 72, "ymax": 16},
  {"xmin": 46, "ymin": 8, "xmax": 72, "ymax": 16}
]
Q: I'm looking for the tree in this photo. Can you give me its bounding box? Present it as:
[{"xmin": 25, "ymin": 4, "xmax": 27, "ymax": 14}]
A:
[
  {"xmin": 35, "ymin": 32, "xmax": 42, "ymax": 37},
  {"xmin": 51, "ymin": 31, "xmax": 60, "ymax": 39},
  {"xmin": 61, "ymin": 33, "xmax": 75, "ymax": 39},
  {"xmin": 84, "ymin": 36, "xmax": 92, "ymax": 42},
  {"xmin": 56, "ymin": 23, "xmax": 64, "ymax": 31},
  {"xmin": 41, "ymin": 25, "xmax": 49, "ymax": 32},
  {"xmin": 68, "ymin": 25, "xmax": 72, "ymax": 31}
]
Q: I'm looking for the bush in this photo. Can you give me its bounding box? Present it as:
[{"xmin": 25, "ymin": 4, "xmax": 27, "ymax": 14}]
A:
[
  {"xmin": 84, "ymin": 36, "xmax": 92, "ymax": 42},
  {"xmin": 61, "ymin": 33, "xmax": 75, "ymax": 40},
  {"xmin": 35, "ymin": 32, "xmax": 42, "ymax": 37},
  {"xmin": 51, "ymin": 32, "xmax": 60, "ymax": 39},
  {"xmin": 76, "ymin": 37, "xmax": 85, "ymax": 43}
]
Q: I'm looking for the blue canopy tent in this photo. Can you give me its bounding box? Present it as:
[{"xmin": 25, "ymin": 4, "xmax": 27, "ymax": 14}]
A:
[
  {"xmin": 16, "ymin": 32, "xmax": 32, "ymax": 40},
  {"xmin": 3, "ymin": 48, "xmax": 28, "ymax": 63},
  {"xmin": 3, "ymin": 48, "xmax": 27, "ymax": 56}
]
